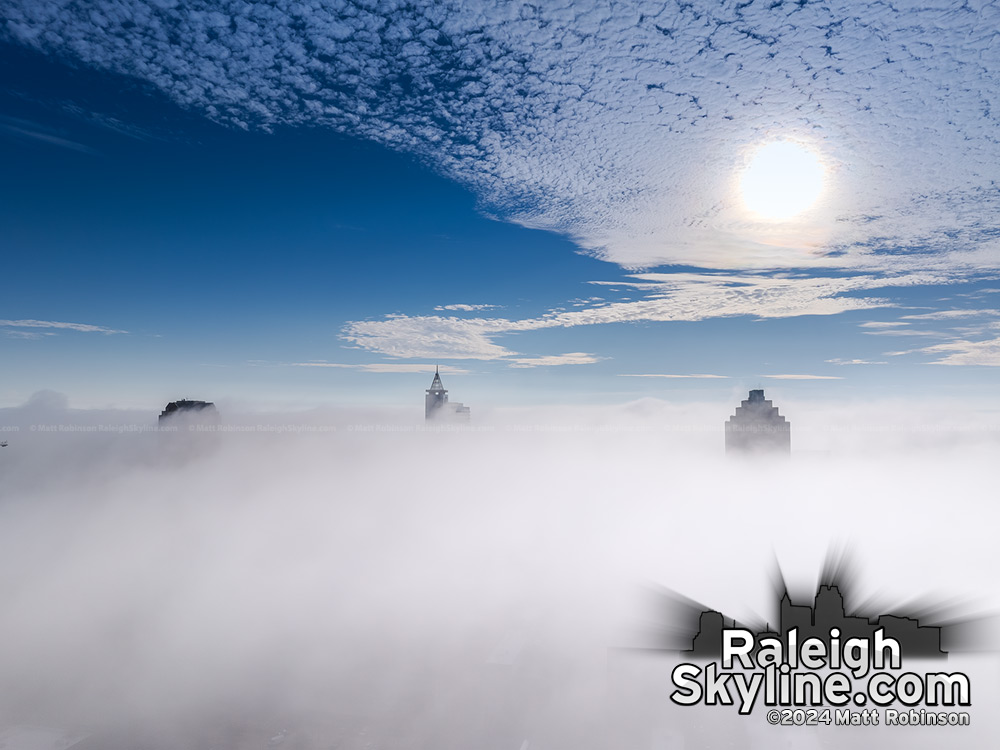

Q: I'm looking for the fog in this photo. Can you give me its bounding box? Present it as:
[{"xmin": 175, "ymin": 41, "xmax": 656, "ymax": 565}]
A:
[{"xmin": 0, "ymin": 394, "xmax": 997, "ymax": 749}]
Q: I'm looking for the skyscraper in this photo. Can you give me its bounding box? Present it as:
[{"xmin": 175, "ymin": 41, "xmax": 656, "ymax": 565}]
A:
[
  {"xmin": 158, "ymin": 399, "xmax": 220, "ymax": 427},
  {"xmin": 425, "ymin": 367, "xmax": 471, "ymax": 422},
  {"xmin": 724, "ymin": 389, "xmax": 790, "ymax": 454}
]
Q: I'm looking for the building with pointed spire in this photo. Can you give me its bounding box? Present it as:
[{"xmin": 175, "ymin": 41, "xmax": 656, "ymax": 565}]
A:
[
  {"xmin": 725, "ymin": 389, "xmax": 790, "ymax": 454},
  {"xmin": 425, "ymin": 367, "xmax": 471, "ymax": 422}
]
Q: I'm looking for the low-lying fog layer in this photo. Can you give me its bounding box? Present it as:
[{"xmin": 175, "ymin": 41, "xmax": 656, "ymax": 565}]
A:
[{"xmin": 0, "ymin": 396, "xmax": 997, "ymax": 749}]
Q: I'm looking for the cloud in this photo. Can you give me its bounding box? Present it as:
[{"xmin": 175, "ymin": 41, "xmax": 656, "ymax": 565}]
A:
[
  {"xmin": 3, "ymin": 330, "xmax": 57, "ymax": 340},
  {"xmin": 620, "ymin": 373, "xmax": 729, "ymax": 379},
  {"xmin": 343, "ymin": 314, "xmax": 520, "ymax": 360},
  {"xmin": 60, "ymin": 105, "xmax": 165, "ymax": 142},
  {"xmin": 506, "ymin": 352, "xmax": 601, "ymax": 368},
  {"xmin": 7, "ymin": 1, "xmax": 1000, "ymax": 373},
  {"xmin": 343, "ymin": 270, "xmax": 957, "ymax": 359},
  {"xmin": 852, "ymin": 310, "xmax": 1000, "ymax": 356},
  {"xmin": 858, "ymin": 321, "xmax": 909, "ymax": 329},
  {"xmin": 289, "ymin": 362, "xmax": 471, "ymax": 374},
  {"xmin": 0, "ymin": 319, "xmax": 126, "ymax": 334},
  {"xmin": 861, "ymin": 328, "xmax": 949, "ymax": 337},
  {"xmin": 956, "ymin": 287, "xmax": 1000, "ymax": 298},
  {"xmin": 23, "ymin": 389, "xmax": 70, "ymax": 411},
  {"xmin": 906, "ymin": 337, "xmax": 1000, "ymax": 367},
  {"xmin": 901, "ymin": 309, "xmax": 1000, "ymax": 321},
  {"xmin": 0, "ymin": 115, "xmax": 97, "ymax": 153},
  {"xmin": 825, "ymin": 358, "xmax": 887, "ymax": 366},
  {"xmin": 3, "ymin": 1, "xmax": 1000, "ymax": 274},
  {"xmin": 762, "ymin": 374, "xmax": 844, "ymax": 380},
  {"xmin": 433, "ymin": 304, "xmax": 499, "ymax": 312},
  {"xmin": 1, "ymin": 399, "xmax": 999, "ymax": 748}
]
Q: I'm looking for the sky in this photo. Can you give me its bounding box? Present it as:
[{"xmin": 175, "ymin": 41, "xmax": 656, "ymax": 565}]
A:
[{"xmin": 2, "ymin": 0, "xmax": 1000, "ymax": 412}]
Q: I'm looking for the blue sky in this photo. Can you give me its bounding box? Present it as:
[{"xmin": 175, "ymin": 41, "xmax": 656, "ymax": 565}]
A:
[{"xmin": 2, "ymin": 1, "xmax": 999, "ymax": 410}]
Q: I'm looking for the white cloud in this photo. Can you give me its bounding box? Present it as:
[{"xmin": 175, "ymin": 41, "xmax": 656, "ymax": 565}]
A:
[
  {"xmin": 0, "ymin": 115, "xmax": 97, "ymax": 153},
  {"xmin": 568, "ymin": 297, "xmax": 605, "ymax": 307},
  {"xmin": 620, "ymin": 373, "xmax": 729, "ymax": 379},
  {"xmin": 343, "ymin": 270, "xmax": 958, "ymax": 359},
  {"xmin": 858, "ymin": 321, "xmax": 909, "ymax": 329},
  {"xmin": 0, "ymin": 319, "xmax": 126, "ymax": 334},
  {"xmin": 901, "ymin": 309, "xmax": 1000, "ymax": 321},
  {"xmin": 2, "ymin": 402, "xmax": 999, "ymax": 743},
  {"xmin": 861, "ymin": 329, "xmax": 950, "ymax": 337},
  {"xmin": 433, "ymin": 304, "xmax": 499, "ymax": 312},
  {"xmin": 289, "ymin": 362, "xmax": 471, "ymax": 374},
  {"xmin": 4, "ymin": 1, "xmax": 1000, "ymax": 273},
  {"xmin": 825, "ymin": 358, "xmax": 887, "ymax": 366},
  {"xmin": 343, "ymin": 314, "xmax": 520, "ymax": 360},
  {"xmin": 906, "ymin": 337, "xmax": 1000, "ymax": 367},
  {"xmin": 762, "ymin": 374, "xmax": 844, "ymax": 380},
  {"xmin": 3, "ymin": 330, "xmax": 57, "ymax": 340},
  {"xmin": 506, "ymin": 353, "xmax": 601, "ymax": 368},
  {"xmin": 956, "ymin": 287, "xmax": 1000, "ymax": 298}
]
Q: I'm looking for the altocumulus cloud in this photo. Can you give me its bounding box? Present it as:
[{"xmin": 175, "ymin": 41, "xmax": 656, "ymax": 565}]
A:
[
  {"xmin": 4, "ymin": 0, "xmax": 1000, "ymax": 272},
  {"xmin": 7, "ymin": 0, "xmax": 1000, "ymax": 363}
]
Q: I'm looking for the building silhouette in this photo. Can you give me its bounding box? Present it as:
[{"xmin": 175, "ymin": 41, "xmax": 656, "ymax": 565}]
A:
[
  {"xmin": 158, "ymin": 399, "xmax": 220, "ymax": 427},
  {"xmin": 725, "ymin": 388, "xmax": 790, "ymax": 454},
  {"xmin": 425, "ymin": 367, "xmax": 471, "ymax": 422},
  {"xmin": 688, "ymin": 584, "xmax": 943, "ymax": 659}
]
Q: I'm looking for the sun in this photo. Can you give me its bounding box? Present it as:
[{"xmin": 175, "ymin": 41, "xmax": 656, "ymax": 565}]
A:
[{"xmin": 739, "ymin": 141, "xmax": 825, "ymax": 221}]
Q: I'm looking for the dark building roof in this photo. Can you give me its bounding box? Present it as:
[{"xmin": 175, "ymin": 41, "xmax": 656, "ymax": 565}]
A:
[{"xmin": 158, "ymin": 399, "xmax": 220, "ymax": 424}]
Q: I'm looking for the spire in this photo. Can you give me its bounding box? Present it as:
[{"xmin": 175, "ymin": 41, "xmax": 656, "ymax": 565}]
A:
[{"xmin": 428, "ymin": 367, "xmax": 445, "ymax": 394}]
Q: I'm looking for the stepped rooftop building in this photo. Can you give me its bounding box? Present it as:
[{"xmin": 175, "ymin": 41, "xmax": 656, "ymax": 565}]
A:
[
  {"xmin": 688, "ymin": 583, "xmax": 943, "ymax": 659},
  {"xmin": 158, "ymin": 399, "xmax": 220, "ymax": 427},
  {"xmin": 725, "ymin": 389, "xmax": 790, "ymax": 454},
  {"xmin": 425, "ymin": 367, "xmax": 471, "ymax": 422}
]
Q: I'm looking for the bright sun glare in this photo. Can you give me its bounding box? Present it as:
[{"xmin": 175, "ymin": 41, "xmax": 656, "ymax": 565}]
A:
[{"xmin": 740, "ymin": 141, "xmax": 825, "ymax": 221}]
